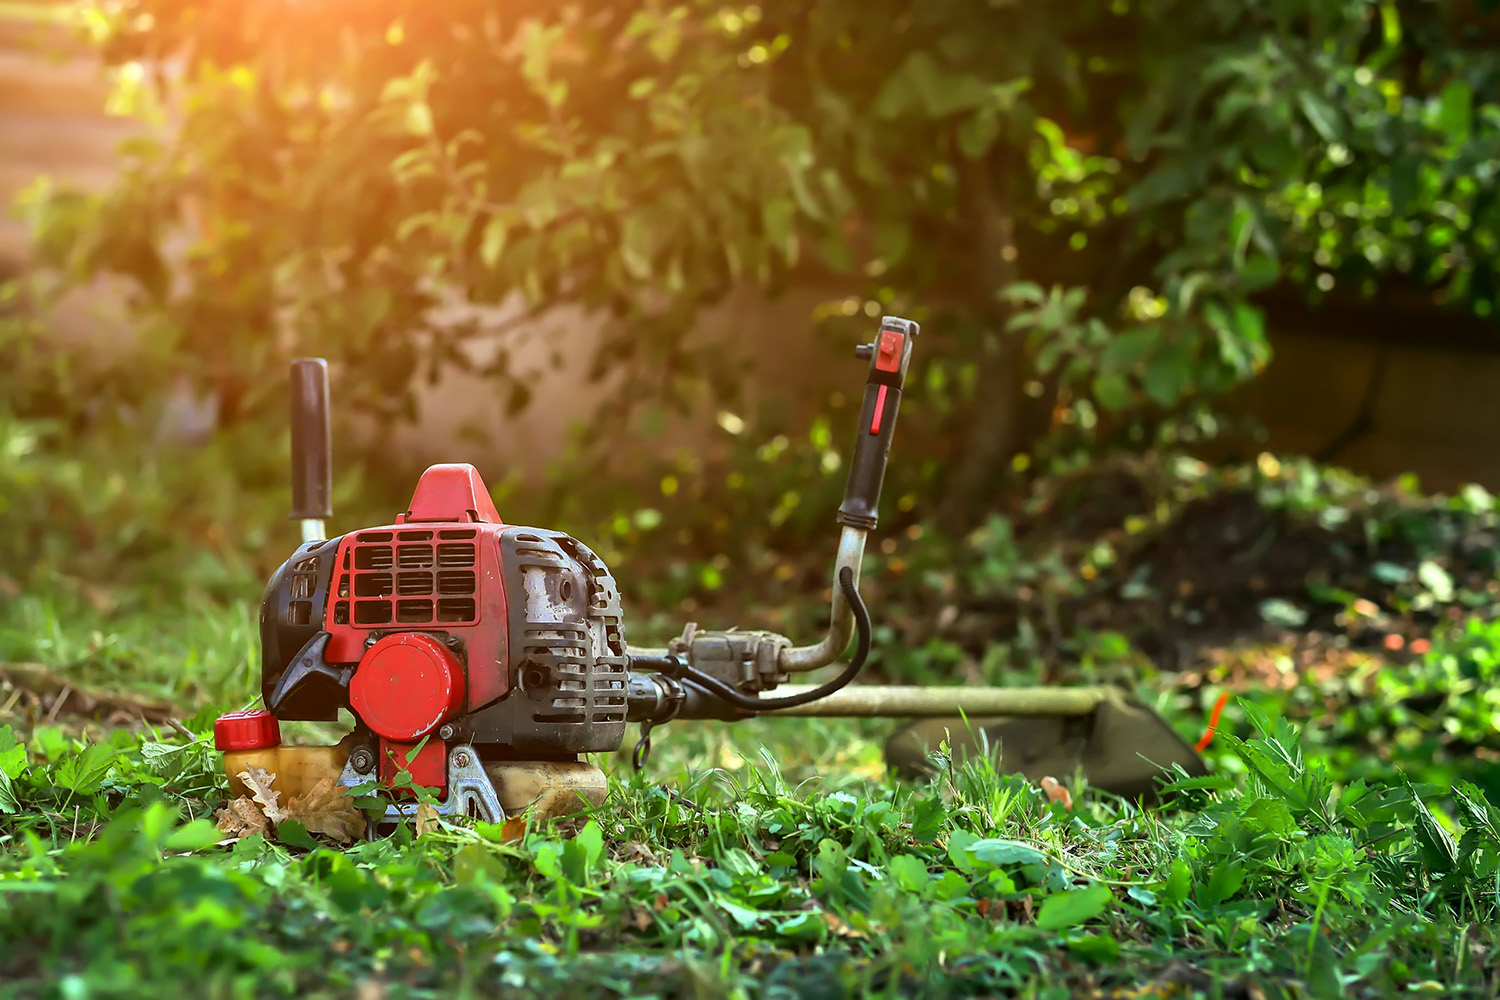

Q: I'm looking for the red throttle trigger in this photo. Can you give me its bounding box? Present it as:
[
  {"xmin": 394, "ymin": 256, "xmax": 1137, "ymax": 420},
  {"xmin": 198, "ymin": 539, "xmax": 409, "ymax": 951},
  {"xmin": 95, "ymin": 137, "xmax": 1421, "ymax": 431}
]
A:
[
  {"xmin": 874, "ymin": 329, "xmax": 904, "ymax": 374},
  {"xmin": 838, "ymin": 316, "xmax": 919, "ymax": 530},
  {"xmin": 867, "ymin": 328, "xmax": 907, "ymax": 435}
]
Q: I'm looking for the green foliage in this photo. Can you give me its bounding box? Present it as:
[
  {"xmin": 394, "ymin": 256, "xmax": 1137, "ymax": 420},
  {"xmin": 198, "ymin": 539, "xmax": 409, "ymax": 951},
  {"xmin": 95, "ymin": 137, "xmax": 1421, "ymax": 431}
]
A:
[
  {"xmin": 9, "ymin": 5, "xmax": 1500, "ymax": 982},
  {"xmin": 0, "ymin": 411, "xmax": 272, "ymax": 600},
  {"xmin": 3, "ymin": 709, "xmax": 1500, "ymax": 997},
  {"xmin": 19, "ymin": 0, "xmax": 1500, "ymax": 522},
  {"xmin": 0, "ymin": 298, "xmax": 409, "ymax": 606},
  {"xmin": 1, "ymin": 442, "xmax": 1499, "ymax": 995},
  {"xmin": 1223, "ymin": 613, "xmax": 1500, "ymax": 801},
  {"xmin": 1381, "ymin": 617, "xmax": 1500, "ymax": 750}
]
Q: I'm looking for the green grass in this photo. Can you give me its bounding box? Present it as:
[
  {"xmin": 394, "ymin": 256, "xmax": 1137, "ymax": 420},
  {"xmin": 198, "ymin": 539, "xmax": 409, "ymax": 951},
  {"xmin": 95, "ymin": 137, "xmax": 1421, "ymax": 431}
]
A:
[
  {"xmin": 0, "ymin": 590, "xmax": 259, "ymax": 709},
  {"xmin": 3, "ymin": 599, "xmax": 1500, "ymax": 999},
  {"xmin": 4, "ymin": 433, "xmax": 1500, "ymax": 998}
]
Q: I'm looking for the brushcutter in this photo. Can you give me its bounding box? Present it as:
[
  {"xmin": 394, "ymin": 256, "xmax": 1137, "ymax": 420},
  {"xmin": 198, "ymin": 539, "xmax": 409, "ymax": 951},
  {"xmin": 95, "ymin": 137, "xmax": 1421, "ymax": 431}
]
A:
[{"xmin": 215, "ymin": 315, "xmax": 1207, "ymax": 826}]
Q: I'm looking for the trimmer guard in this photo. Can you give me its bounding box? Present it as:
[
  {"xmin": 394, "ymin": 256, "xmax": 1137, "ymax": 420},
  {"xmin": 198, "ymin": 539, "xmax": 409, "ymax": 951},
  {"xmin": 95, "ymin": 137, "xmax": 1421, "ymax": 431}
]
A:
[{"xmin": 883, "ymin": 689, "xmax": 1208, "ymax": 802}]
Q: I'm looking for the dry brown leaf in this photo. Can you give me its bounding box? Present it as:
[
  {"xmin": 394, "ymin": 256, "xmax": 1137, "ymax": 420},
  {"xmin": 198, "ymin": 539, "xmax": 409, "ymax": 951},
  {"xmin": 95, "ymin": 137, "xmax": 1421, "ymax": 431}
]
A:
[
  {"xmin": 240, "ymin": 767, "xmax": 290, "ymax": 825},
  {"xmin": 354, "ymin": 980, "xmax": 387, "ymax": 1000},
  {"xmin": 284, "ymin": 776, "xmax": 367, "ymax": 844},
  {"xmin": 1040, "ymin": 775, "xmax": 1073, "ymax": 810},
  {"xmin": 498, "ymin": 816, "xmax": 527, "ymax": 843},
  {"xmin": 414, "ymin": 803, "xmax": 441, "ymax": 838},
  {"xmin": 620, "ymin": 841, "xmax": 657, "ymax": 864},
  {"xmin": 217, "ymin": 797, "xmax": 271, "ymax": 840},
  {"xmin": 822, "ymin": 912, "xmax": 867, "ymax": 939}
]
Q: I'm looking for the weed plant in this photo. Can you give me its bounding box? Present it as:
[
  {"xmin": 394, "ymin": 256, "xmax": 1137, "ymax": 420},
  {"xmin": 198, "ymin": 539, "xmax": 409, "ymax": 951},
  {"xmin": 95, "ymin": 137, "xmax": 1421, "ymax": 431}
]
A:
[{"xmin": 2, "ymin": 701, "xmax": 1499, "ymax": 998}]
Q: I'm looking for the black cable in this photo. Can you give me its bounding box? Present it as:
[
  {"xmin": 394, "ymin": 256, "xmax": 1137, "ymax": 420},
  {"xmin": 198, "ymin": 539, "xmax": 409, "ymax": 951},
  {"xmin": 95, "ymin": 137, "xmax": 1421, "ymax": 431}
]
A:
[{"xmin": 633, "ymin": 566, "xmax": 871, "ymax": 713}]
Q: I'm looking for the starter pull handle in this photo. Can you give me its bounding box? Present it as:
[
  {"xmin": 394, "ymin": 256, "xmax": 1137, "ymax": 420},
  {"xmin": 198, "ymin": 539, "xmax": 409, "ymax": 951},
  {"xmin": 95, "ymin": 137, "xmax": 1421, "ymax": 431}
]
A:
[
  {"xmin": 289, "ymin": 358, "xmax": 333, "ymax": 540},
  {"xmin": 837, "ymin": 316, "xmax": 918, "ymax": 530}
]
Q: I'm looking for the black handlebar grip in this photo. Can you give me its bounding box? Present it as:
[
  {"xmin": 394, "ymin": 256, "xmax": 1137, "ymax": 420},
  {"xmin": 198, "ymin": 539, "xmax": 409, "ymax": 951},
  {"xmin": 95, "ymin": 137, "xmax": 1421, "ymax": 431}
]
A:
[
  {"xmin": 289, "ymin": 358, "xmax": 333, "ymax": 520},
  {"xmin": 837, "ymin": 316, "xmax": 919, "ymax": 530}
]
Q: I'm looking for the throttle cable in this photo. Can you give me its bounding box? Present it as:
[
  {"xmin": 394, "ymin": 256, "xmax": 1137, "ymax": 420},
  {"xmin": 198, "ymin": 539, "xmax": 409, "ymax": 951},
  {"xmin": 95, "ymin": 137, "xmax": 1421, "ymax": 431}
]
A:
[{"xmin": 633, "ymin": 566, "xmax": 871, "ymax": 713}]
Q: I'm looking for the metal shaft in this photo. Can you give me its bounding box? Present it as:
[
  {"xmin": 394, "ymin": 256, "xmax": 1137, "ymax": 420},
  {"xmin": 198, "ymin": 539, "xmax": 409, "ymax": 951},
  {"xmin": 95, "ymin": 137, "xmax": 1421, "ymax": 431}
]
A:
[
  {"xmin": 627, "ymin": 526, "xmax": 870, "ymax": 671},
  {"xmin": 777, "ymin": 525, "xmax": 867, "ymax": 673},
  {"xmin": 756, "ymin": 684, "xmax": 1110, "ymax": 718}
]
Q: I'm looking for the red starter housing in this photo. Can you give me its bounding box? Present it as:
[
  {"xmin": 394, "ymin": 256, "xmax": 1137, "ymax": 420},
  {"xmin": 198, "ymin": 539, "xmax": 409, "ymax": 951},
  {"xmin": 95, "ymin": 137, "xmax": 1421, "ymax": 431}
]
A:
[{"xmin": 349, "ymin": 633, "xmax": 467, "ymax": 742}]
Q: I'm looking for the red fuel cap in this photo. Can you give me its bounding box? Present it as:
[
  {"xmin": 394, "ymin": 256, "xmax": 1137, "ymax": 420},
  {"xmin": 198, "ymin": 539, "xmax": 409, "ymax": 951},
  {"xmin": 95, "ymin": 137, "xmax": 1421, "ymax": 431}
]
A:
[
  {"xmin": 349, "ymin": 633, "xmax": 466, "ymax": 742},
  {"xmin": 214, "ymin": 709, "xmax": 282, "ymax": 752}
]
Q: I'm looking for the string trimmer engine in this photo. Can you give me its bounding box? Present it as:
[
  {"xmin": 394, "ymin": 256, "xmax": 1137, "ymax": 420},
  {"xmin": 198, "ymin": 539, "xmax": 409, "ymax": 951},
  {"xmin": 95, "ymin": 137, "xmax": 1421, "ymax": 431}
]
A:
[
  {"xmin": 251, "ymin": 474, "xmax": 636, "ymax": 821},
  {"xmin": 216, "ymin": 313, "xmax": 1207, "ymax": 830}
]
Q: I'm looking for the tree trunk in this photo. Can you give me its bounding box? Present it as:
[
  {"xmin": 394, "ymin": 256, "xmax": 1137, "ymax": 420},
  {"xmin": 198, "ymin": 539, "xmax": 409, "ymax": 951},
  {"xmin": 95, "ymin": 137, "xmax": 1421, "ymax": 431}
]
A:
[{"xmin": 939, "ymin": 151, "xmax": 1028, "ymax": 528}]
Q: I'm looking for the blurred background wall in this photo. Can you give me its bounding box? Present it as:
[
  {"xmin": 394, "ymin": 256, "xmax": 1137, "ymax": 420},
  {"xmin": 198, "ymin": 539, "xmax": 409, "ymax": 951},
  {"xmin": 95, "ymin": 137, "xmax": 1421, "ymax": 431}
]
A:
[{"xmin": 1, "ymin": 2, "xmax": 134, "ymax": 334}]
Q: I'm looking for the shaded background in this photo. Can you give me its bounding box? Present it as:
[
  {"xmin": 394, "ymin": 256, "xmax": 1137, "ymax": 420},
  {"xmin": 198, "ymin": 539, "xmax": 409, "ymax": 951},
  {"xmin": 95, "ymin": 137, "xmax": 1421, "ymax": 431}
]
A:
[{"xmin": 8, "ymin": 0, "xmax": 1500, "ymax": 500}]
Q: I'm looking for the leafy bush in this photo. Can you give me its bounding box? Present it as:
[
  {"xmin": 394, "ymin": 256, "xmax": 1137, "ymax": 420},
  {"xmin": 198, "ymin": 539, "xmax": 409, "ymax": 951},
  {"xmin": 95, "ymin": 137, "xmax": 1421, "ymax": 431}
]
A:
[
  {"xmin": 20, "ymin": 0, "xmax": 1500, "ymax": 528},
  {"xmin": 1384, "ymin": 616, "xmax": 1500, "ymax": 751},
  {"xmin": 0, "ymin": 414, "xmax": 265, "ymax": 599},
  {"xmin": 1262, "ymin": 615, "xmax": 1500, "ymax": 797}
]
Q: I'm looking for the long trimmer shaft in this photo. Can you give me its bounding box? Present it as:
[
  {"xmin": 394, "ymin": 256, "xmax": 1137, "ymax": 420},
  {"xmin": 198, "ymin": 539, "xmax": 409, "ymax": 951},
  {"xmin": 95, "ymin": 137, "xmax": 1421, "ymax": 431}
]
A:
[
  {"xmin": 758, "ymin": 684, "xmax": 1111, "ymax": 718},
  {"xmin": 639, "ymin": 677, "xmax": 1208, "ymax": 802},
  {"xmin": 644, "ymin": 681, "xmax": 1124, "ymax": 722}
]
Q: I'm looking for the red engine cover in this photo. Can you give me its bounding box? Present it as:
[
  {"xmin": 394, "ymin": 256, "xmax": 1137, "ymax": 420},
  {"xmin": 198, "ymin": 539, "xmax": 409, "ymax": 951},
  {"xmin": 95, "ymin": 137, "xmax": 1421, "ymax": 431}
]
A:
[
  {"xmin": 322, "ymin": 463, "xmax": 511, "ymax": 711},
  {"xmin": 349, "ymin": 633, "xmax": 466, "ymax": 741}
]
